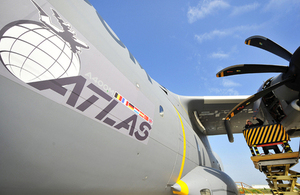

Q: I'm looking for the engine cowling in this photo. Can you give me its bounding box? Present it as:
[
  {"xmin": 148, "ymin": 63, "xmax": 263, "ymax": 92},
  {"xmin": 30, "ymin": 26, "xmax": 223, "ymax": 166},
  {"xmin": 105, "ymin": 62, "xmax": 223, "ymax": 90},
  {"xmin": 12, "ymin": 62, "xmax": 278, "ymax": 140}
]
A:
[{"xmin": 172, "ymin": 166, "xmax": 238, "ymax": 195}]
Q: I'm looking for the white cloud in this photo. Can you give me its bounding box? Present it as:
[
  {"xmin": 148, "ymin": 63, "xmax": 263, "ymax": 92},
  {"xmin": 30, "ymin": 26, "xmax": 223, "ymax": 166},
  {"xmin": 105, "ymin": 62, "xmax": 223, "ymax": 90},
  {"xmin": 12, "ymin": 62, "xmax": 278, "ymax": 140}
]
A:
[
  {"xmin": 222, "ymin": 78, "xmax": 241, "ymax": 87},
  {"xmin": 207, "ymin": 78, "xmax": 241, "ymax": 95},
  {"xmin": 209, "ymin": 88, "xmax": 239, "ymax": 95},
  {"xmin": 230, "ymin": 3, "xmax": 260, "ymax": 16},
  {"xmin": 195, "ymin": 29, "xmax": 228, "ymax": 43},
  {"xmin": 187, "ymin": 0, "xmax": 230, "ymax": 23},
  {"xmin": 209, "ymin": 46, "xmax": 237, "ymax": 59},
  {"xmin": 194, "ymin": 24, "xmax": 261, "ymax": 43},
  {"xmin": 209, "ymin": 51, "xmax": 229, "ymax": 59},
  {"xmin": 264, "ymin": 0, "xmax": 300, "ymax": 12}
]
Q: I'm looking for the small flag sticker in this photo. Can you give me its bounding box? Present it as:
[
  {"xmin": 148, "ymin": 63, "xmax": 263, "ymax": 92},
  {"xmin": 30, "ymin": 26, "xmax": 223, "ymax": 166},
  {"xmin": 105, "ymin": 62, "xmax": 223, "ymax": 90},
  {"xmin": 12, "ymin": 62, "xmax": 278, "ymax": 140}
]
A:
[{"xmin": 114, "ymin": 92, "xmax": 153, "ymax": 124}]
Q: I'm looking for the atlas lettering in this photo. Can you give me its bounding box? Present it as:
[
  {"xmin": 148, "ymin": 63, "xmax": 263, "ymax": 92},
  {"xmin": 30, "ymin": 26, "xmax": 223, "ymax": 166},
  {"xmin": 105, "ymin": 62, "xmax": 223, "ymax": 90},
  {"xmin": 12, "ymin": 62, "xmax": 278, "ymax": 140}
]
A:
[{"xmin": 29, "ymin": 76, "xmax": 151, "ymax": 142}]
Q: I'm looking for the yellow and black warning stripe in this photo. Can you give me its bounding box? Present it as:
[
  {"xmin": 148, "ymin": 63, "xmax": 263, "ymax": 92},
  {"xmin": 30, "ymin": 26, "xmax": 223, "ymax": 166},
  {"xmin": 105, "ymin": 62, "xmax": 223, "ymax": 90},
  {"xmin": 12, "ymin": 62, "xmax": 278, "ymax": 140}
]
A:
[
  {"xmin": 243, "ymin": 124, "xmax": 289, "ymax": 147},
  {"xmin": 245, "ymin": 39, "xmax": 251, "ymax": 45},
  {"xmin": 216, "ymin": 72, "xmax": 224, "ymax": 77}
]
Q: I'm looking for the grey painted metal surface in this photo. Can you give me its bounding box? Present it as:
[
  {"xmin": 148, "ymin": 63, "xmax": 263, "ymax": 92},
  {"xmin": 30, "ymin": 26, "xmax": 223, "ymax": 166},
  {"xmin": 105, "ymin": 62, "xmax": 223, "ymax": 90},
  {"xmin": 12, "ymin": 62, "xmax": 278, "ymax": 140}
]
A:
[{"xmin": 0, "ymin": 0, "xmax": 253, "ymax": 194}]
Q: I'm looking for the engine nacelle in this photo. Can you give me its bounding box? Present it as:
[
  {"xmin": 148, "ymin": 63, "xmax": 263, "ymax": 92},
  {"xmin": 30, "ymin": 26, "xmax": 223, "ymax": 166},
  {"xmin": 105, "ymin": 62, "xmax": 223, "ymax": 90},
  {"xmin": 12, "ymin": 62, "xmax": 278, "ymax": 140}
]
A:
[
  {"xmin": 281, "ymin": 99, "xmax": 300, "ymax": 134},
  {"xmin": 172, "ymin": 166, "xmax": 238, "ymax": 195}
]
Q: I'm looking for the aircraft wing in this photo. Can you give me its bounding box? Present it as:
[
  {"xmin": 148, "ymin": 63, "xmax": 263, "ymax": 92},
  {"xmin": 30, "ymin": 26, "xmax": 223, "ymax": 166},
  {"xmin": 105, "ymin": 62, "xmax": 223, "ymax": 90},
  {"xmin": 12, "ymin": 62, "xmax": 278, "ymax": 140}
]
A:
[{"xmin": 180, "ymin": 95, "xmax": 255, "ymax": 137}]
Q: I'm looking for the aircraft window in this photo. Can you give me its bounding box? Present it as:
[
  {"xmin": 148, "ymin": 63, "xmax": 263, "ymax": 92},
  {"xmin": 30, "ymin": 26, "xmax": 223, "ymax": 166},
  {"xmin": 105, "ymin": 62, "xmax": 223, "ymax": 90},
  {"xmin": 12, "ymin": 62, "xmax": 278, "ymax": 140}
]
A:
[
  {"xmin": 200, "ymin": 189, "xmax": 211, "ymax": 195},
  {"xmin": 159, "ymin": 105, "xmax": 164, "ymax": 117}
]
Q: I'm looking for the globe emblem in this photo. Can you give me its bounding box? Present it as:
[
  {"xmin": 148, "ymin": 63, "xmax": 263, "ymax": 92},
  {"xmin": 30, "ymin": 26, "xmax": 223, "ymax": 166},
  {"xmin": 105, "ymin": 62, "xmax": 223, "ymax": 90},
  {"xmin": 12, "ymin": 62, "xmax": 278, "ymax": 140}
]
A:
[{"xmin": 0, "ymin": 21, "xmax": 81, "ymax": 83}]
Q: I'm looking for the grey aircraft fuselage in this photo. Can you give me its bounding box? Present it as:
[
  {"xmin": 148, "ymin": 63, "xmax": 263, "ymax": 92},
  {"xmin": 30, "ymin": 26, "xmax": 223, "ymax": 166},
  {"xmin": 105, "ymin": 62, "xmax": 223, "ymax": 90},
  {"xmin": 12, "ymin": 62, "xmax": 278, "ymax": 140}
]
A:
[{"xmin": 0, "ymin": 1, "xmax": 247, "ymax": 194}]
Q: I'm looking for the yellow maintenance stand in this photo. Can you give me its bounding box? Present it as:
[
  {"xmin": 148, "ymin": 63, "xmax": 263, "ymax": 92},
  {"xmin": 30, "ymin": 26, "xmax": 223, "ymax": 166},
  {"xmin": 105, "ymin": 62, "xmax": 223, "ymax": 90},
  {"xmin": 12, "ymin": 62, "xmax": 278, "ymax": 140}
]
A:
[{"xmin": 243, "ymin": 124, "xmax": 300, "ymax": 195}]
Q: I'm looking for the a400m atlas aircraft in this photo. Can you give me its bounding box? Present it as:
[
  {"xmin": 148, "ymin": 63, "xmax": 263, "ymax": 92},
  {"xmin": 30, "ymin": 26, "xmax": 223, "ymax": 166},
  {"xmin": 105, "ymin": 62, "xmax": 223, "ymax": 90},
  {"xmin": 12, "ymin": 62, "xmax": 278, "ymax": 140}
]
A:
[{"xmin": 1, "ymin": 1, "xmax": 300, "ymax": 195}]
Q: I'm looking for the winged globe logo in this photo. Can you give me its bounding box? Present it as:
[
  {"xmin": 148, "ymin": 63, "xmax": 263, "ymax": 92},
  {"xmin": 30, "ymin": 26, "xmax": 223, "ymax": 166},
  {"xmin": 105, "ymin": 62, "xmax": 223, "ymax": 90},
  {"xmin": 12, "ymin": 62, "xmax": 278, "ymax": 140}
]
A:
[
  {"xmin": 0, "ymin": 0, "xmax": 89, "ymax": 83},
  {"xmin": 0, "ymin": 0, "xmax": 153, "ymax": 142}
]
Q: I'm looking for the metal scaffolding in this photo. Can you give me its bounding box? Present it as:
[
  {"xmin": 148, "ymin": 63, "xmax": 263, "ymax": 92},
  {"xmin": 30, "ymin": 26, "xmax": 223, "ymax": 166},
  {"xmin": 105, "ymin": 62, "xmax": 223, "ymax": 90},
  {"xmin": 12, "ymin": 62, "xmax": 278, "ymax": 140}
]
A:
[{"xmin": 243, "ymin": 124, "xmax": 300, "ymax": 195}]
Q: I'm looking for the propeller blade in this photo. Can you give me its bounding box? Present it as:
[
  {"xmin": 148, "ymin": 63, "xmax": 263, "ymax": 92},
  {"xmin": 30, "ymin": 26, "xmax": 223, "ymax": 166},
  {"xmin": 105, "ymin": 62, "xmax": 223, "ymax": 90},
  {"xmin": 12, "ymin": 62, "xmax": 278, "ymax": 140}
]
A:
[
  {"xmin": 216, "ymin": 64, "xmax": 288, "ymax": 77},
  {"xmin": 290, "ymin": 46, "xmax": 300, "ymax": 70},
  {"xmin": 284, "ymin": 46, "xmax": 300, "ymax": 91},
  {"xmin": 252, "ymin": 81, "xmax": 265, "ymax": 117},
  {"xmin": 252, "ymin": 98, "xmax": 262, "ymax": 117},
  {"xmin": 297, "ymin": 141, "xmax": 300, "ymax": 162},
  {"xmin": 225, "ymin": 76, "xmax": 294, "ymax": 120},
  {"xmin": 245, "ymin": 35, "xmax": 293, "ymax": 62}
]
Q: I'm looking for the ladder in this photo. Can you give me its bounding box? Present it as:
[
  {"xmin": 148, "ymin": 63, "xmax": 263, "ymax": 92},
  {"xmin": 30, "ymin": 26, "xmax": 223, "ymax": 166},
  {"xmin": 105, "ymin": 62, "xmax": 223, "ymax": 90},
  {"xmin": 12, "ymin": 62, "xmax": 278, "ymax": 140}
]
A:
[
  {"xmin": 243, "ymin": 124, "xmax": 300, "ymax": 195},
  {"xmin": 251, "ymin": 153, "xmax": 300, "ymax": 195}
]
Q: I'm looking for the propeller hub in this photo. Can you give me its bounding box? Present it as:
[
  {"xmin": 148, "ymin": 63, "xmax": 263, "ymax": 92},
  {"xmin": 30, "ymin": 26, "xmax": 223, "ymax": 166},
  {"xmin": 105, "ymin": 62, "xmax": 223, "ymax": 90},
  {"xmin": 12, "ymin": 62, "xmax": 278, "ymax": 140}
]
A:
[{"xmin": 283, "ymin": 46, "xmax": 300, "ymax": 91}]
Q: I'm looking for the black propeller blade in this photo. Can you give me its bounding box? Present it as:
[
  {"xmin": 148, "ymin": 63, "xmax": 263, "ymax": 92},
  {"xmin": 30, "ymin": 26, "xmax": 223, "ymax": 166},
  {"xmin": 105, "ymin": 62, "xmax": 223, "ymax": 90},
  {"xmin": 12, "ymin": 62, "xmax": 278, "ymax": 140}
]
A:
[
  {"xmin": 223, "ymin": 77, "xmax": 293, "ymax": 143},
  {"xmin": 283, "ymin": 46, "xmax": 300, "ymax": 91},
  {"xmin": 225, "ymin": 77, "xmax": 294, "ymax": 121},
  {"xmin": 216, "ymin": 64, "xmax": 288, "ymax": 77},
  {"xmin": 245, "ymin": 35, "xmax": 293, "ymax": 62},
  {"xmin": 297, "ymin": 141, "xmax": 300, "ymax": 162},
  {"xmin": 290, "ymin": 46, "xmax": 300, "ymax": 71},
  {"xmin": 217, "ymin": 35, "xmax": 300, "ymax": 142}
]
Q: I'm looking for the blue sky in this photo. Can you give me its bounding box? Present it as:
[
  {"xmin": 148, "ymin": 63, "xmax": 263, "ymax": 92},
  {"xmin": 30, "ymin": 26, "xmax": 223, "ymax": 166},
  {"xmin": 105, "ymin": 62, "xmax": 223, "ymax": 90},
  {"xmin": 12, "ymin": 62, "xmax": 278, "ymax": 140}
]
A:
[{"xmin": 89, "ymin": 0, "xmax": 300, "ymax": 185}]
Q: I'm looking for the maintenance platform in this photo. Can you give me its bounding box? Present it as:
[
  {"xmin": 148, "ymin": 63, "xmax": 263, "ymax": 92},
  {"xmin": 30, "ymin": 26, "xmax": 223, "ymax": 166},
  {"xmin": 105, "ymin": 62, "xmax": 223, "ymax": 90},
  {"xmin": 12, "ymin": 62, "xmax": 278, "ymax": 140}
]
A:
[{"xmin": 243, "ymin": 124, "xmax": 300, "ymax": 195}]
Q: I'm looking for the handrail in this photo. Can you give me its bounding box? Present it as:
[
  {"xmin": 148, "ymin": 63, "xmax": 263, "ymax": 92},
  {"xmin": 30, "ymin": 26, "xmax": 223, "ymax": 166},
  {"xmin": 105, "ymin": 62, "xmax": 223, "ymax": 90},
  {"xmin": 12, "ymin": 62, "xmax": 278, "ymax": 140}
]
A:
[{"xmin": 235, "ymin": 182, "xmax": 265, "ymax": 195}]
